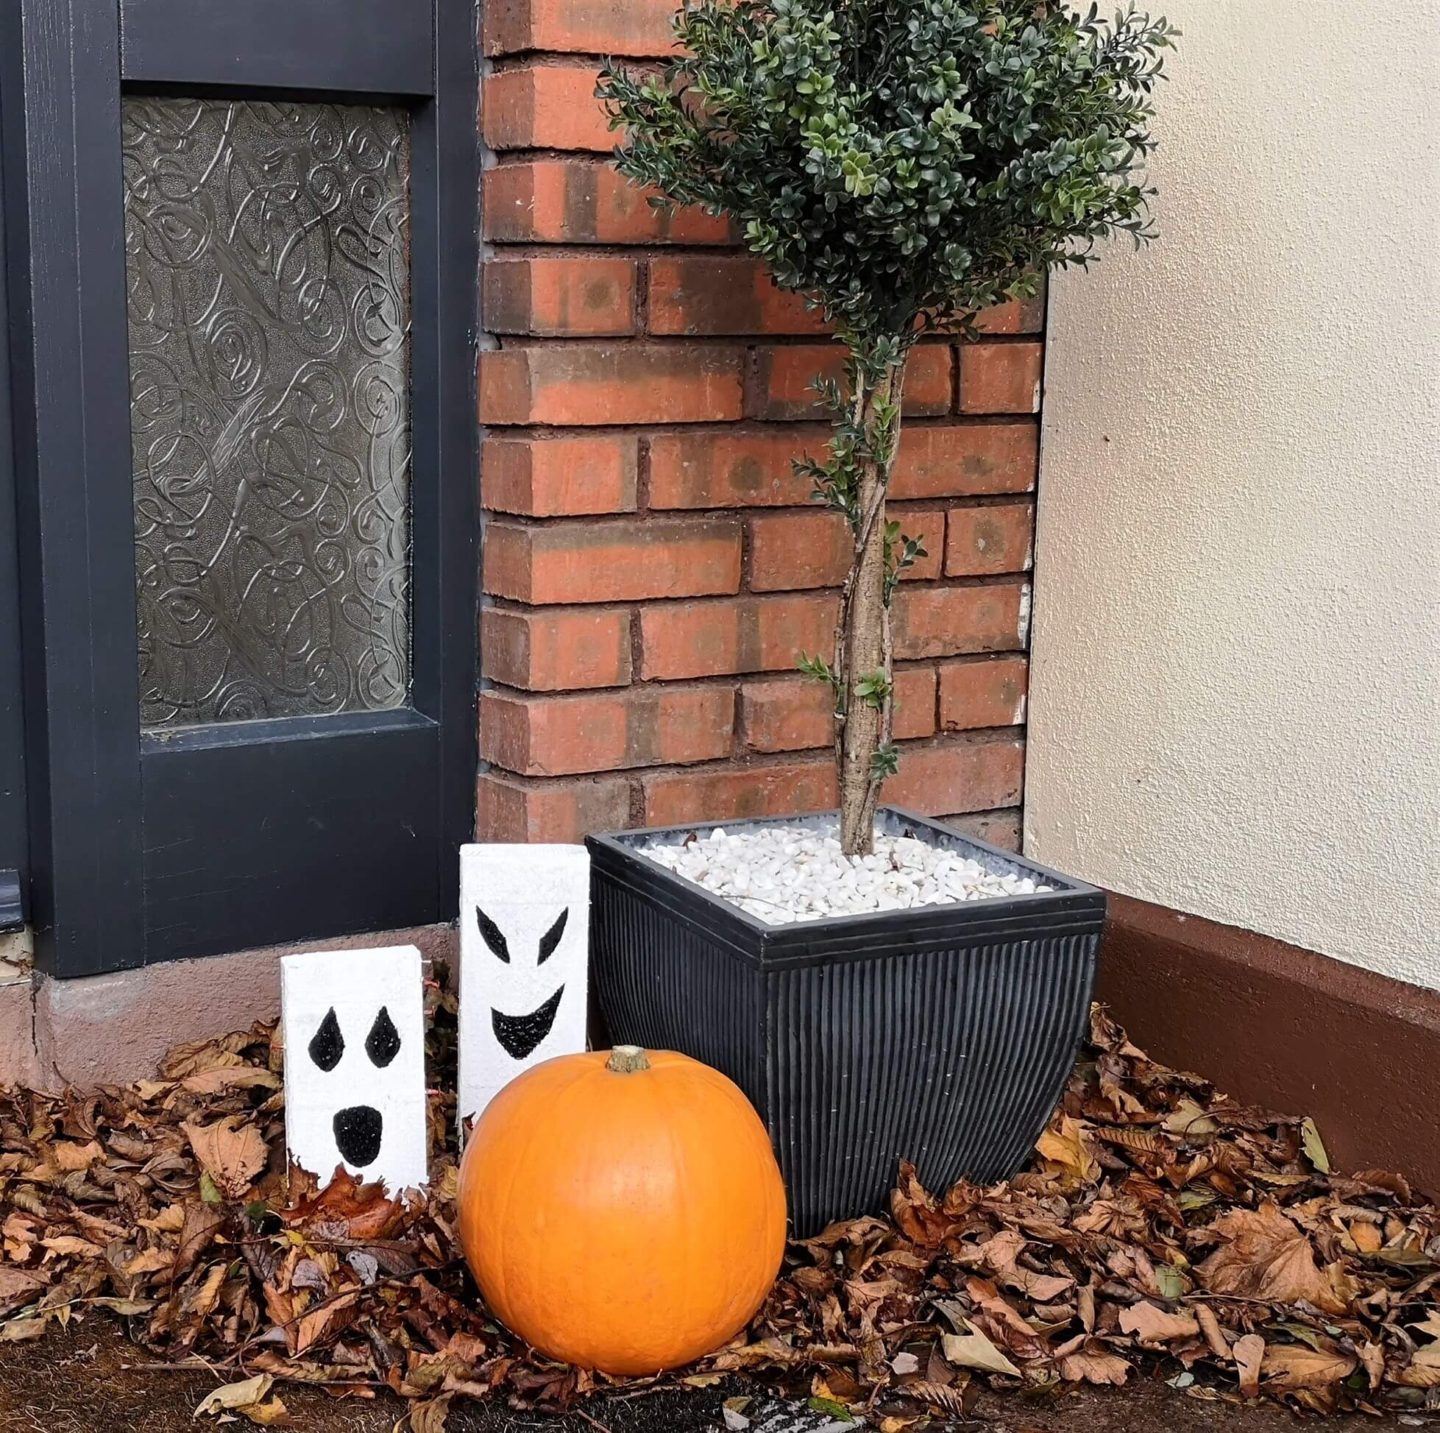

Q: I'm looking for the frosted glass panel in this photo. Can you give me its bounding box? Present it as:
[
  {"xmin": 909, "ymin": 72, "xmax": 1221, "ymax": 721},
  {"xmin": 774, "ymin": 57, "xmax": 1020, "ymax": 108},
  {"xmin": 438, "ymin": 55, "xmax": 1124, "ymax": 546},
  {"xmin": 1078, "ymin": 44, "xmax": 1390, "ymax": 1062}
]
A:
[{"xmin": 123, "ymin": 97, "xmax": 412, "ymax": 728}]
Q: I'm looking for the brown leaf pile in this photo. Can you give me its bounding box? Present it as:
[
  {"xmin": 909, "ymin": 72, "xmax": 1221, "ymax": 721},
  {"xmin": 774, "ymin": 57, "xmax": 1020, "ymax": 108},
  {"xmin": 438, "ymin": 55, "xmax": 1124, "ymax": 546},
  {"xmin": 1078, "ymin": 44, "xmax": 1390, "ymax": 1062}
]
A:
[
  {"xmin": 0, "ymin": 992, "xmax": 1435, "ymax": 1428},
  {"xmin": 746, "ymin": 1008, "xmax": 1440, "ymax": 1423}
]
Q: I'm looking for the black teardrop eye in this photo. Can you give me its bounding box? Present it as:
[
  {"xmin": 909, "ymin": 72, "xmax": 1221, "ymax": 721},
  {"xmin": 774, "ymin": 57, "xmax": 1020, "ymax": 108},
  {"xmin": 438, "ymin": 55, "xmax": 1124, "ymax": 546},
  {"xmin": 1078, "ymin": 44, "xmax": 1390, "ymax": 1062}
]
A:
[
  {"xmin": 364, "ymin": 1006, "xmax": 401, "ymax": 1068},
  {"xmin": 537, "ymin": 908, "xmax": 569, "ymax": 965},
  {"xmin": 476, "ymin": 906, "xmax": 510, "ymax": 963},
  {"xmin": 308, "ymin": 1008, "xmax": 344, "ymax": 1072}
]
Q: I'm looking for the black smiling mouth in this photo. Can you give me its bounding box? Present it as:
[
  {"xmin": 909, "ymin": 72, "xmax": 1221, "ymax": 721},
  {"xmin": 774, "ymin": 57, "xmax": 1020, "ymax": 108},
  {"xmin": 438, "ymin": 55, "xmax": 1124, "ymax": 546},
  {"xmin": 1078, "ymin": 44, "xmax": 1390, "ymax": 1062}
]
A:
[{"xmin": 491, "ymin": 986, "xmax": 565, "ymax": 1059}]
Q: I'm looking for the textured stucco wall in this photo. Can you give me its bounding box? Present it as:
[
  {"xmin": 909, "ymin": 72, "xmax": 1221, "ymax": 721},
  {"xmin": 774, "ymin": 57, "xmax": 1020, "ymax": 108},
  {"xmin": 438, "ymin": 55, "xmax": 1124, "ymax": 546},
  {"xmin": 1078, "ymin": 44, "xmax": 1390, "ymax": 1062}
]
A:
[{"xmin": 1027, "ymin": 0, "xmax": 1440, "ymax": 989}]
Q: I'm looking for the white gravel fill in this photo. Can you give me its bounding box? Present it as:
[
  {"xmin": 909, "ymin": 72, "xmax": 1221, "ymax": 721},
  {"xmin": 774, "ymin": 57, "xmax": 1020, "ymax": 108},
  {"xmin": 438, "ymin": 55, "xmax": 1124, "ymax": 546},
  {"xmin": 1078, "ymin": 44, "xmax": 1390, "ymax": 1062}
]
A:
[{"xmin": 637, "ymin": 820, "xmax": 1053, "ymax": 925}]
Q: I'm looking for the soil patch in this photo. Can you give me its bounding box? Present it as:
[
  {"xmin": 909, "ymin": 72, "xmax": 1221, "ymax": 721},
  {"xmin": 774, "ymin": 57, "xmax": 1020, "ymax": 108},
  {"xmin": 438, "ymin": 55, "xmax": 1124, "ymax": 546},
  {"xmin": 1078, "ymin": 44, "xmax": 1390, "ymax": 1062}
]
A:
[{"xmin": 0, "ymin": 1322, "xmax": 1421, "ymax": 1432}]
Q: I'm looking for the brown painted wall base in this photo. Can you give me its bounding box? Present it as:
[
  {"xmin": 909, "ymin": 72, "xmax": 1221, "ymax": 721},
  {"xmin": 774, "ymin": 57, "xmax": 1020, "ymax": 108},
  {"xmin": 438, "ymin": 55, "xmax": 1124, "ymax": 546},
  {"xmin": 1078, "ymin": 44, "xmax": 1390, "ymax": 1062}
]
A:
[{"xmin": 1097, "ymin": 894, "xmax": 1440, "ymax": 1200}]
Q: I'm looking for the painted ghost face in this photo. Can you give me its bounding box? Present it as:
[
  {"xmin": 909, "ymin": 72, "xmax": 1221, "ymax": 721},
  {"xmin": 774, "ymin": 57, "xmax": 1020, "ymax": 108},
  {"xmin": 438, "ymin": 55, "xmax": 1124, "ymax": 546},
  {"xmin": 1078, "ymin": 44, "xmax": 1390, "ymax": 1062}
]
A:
[
  {"xmin": 458, "ymin": 844, "xmax": 589, "ymax": 1125},
  {"xmin": 281, "ymin": 946, "xmax": 428, "ymax": 1192}
]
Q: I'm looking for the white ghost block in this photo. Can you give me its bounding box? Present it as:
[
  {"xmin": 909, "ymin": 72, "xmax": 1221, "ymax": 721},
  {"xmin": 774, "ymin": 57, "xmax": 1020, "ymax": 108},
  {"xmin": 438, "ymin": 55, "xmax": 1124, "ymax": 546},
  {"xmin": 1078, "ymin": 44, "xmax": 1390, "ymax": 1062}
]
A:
[
  {"xmin": 459, "ymin": 843, "xmax": 590, "ymax": 1125},
  {"xmin": 281, "ymin": 945, "xmax": 428, "ymax": 1193}
]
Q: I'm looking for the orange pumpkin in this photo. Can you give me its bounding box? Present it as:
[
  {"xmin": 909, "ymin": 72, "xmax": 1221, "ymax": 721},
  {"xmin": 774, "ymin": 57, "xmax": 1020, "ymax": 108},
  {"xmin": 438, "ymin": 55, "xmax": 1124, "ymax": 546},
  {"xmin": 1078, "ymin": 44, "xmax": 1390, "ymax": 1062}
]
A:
[{"xmin": 457, "ymin": 1045, "xmax": 786, "ymax": 1374}]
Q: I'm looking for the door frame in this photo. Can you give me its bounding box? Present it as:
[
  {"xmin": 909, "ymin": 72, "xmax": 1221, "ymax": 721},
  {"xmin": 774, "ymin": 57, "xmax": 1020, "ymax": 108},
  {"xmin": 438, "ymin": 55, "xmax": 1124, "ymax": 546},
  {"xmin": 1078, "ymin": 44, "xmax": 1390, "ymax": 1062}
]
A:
[
  {"xmin": 0, "ymin": 0, "xmax": 479, "ymax": 975},
  {"xmin": 0, "ymin": 124, "xmax": 26, "ymax": 934}
]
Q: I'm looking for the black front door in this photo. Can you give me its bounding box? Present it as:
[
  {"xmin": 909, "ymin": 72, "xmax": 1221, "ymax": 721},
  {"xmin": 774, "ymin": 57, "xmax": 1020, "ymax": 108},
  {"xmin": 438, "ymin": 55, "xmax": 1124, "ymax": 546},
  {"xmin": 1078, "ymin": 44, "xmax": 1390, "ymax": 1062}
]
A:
[
  {"xmin": 0, "ymin": 127, "xmax": 26, "ymax": 935},
  {"xmin": 0, "ymin": 0, "xmax": 478, "ymax": 974}
]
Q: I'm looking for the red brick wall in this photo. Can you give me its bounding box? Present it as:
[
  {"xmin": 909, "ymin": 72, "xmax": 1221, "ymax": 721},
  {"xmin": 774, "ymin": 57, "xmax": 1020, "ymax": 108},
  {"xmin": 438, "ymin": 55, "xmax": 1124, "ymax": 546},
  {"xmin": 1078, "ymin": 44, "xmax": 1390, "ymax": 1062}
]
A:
[{"xmin": 476, "ymin": 1, "xmax": 1042, "ymax": 847}]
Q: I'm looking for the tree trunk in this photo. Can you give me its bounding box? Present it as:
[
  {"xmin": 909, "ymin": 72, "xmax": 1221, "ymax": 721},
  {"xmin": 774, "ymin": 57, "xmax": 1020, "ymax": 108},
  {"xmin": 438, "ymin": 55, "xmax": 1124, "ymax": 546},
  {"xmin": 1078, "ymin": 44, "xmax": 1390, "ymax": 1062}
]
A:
[
  {"xmin": 837, "ymin": 477, "xmax": 887, "ymax": 855},
  {"xmin": 836, "ymin": 359, "xmax": 903, "ymax": 857}
]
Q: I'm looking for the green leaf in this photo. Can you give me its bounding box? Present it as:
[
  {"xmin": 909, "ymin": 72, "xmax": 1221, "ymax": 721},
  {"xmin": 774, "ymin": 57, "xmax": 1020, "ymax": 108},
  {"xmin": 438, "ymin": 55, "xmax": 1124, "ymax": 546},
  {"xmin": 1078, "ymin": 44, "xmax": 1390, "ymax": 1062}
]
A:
[
  {"xmin": 806, "ymin": 1396, "xmax": 855, "ymax": 1423},
  {"xmin": 199, "ymin": 1170, "xmax": 221, "ymax": 1206},
  {"xmin": 870, "ymin": 742, "xmax": 900, "ymax": 782},
  {"xmin": 1155, "ymin": 1262, "xmax": 1185, "ymax": 1300},
  {"xmin": 798, "ymin": 652, "xmax": 838, "ymax": 689}
]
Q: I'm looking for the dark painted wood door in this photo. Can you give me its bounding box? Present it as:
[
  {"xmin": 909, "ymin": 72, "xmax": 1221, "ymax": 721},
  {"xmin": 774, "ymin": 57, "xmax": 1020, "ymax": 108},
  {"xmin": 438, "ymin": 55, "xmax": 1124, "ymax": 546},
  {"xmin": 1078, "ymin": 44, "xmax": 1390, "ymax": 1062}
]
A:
[
  {"xmin": 0, "ymin": 129, "xmax": 27, "ymax": 933},
  {"xmin": 0, "ymin": 0, "xmax": 478, "ymax": 973}
]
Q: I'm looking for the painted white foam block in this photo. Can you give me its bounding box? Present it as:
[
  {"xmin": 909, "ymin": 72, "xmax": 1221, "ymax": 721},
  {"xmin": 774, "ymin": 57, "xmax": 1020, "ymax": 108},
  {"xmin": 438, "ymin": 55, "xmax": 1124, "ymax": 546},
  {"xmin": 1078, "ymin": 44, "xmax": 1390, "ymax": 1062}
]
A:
[
  {"xmin": 281, "ymin": 945, "xmax": 428, "ymax": 1193},
  {"xmin": 458, "ymin": 843, "xmax": 590, "ymax": 1125}
]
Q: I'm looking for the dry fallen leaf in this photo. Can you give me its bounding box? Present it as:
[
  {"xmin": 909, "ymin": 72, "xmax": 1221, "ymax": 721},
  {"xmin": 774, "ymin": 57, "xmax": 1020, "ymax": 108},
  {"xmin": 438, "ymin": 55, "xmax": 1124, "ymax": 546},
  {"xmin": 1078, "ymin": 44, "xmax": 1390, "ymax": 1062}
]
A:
[
  {"xmin": 1035, "ymin": 1116, "xmax": 1099, "ymax": 1183},
  {"xmin": 1300, "ymin": 1118, "xmax": 1331, "ymax": 1174},
  {"xmin": 182, "ymin": 1116, "xmax": 267, "ymax": 1200},
  {"xmin": 1118, "ymin": 1300, "xmax": 1200, "ymax": 1344},
  {"xmin": 1359, "ymin": 1340, "xmax": 1385, "ymax": 1392},
  {"xmin": 239, "ymin": 1395, "xmax": 289, "ymax": 1426},
  {"xmin": 1163, "ymin": 1098, "xmax": 1219, "ymax": 1138},
  {"xmin": 181, "ymin": 1066, "xmax": 282, "ymax": 1095},
  {"xmin": 406, "ymin": 1395, "xmax": 451, "ymax": 1433},
  {"xmin": 194, "ymin": 1373, "xmax": 274, "ymax": 1419},
  {"xmin": 1057, "ymin": 1345, "xmax": 1131, "ymax": 1385},
  {"xmin": 1196, "ymin": 1200, "xmax": 1357, "ymax": 1315},
  {"xmin": 940, "ymin": 1324, "xmax": 1021, "ymax": 1378},
  {"xmin": 52, "ymin": 1140, "xmax": 104, "ymax": 1171},
  {"xmin": 1194, "ymin": 1303, "xmax": 1231, "ymax": 1359},
  {"xmin": 978, "ymin": 1230, "xmax": 1074, "ymax": 1302},
  {"xmin": 39, "ymin": 1235, "xmax": 101, "ymax": 1258},
  {"xmin": 905, "ymin": 1380, "xmax": 969, "ymax": 1416},
  {"xmin": 1261, "ymin": 1343, "xmax": 1357, "ymax": 1392},
  {"xmin": 1397, "ymin": 1367, "xmax": 1440, "ymax": 1390},
  {"xmin": 1233, "ymin": 1333, "xmax": 1265, "ymax": 1398},
  {"xmin": 1349, "ymin": 1220, "xmax": 1383, "ymax": 1253},
  {"xmin": 0, "ymin": 1268, "xmax": 46, "ymax": 1316}
]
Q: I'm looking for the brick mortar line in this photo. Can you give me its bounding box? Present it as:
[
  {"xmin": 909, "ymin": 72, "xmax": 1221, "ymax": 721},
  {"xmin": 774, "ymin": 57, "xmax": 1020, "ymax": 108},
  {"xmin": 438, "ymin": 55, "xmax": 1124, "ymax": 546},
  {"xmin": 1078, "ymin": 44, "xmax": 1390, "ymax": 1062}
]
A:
[
  {"xmin": 474, "ymin": 9, "xmax": 502, "ymax": 815},
  {"xmin": 483, "ymin": 333, "xmax": 963, "ymax": 350},
  {"xmin": 482, "ymin": 496, "xmax": 1036, "ymax": 522},
  {"xmin": 485, "ymin": 241, "xmax": 752, "ymax": 260},
  {"xmin": 482, "ymin": 595, "xmax": 1035, "ymax": 628},
  {"xmin": 486, "ymin": 50, "xmax": 664, "ymax": 73},
  {"xmin": 482, "ymin": 566, "xmax": 1030, "ymax": 589},
  {"xmin": 480, "ymin": 656, "xmax": 1029, "ymax": 700},
  {"xmin": 483, "ymin": 511, "xmax": 1036, "ymax": 561},
  {"xmin": 484, "ymin": 149, "xmax": 654, "ymax": 168},
  {"xmin": 479, "ymin": 415, "xmax": 1039, "ymax": 438},
  {"xmin": 481, "ymin": 726, "xmax": 1026, "ymax": 781}
]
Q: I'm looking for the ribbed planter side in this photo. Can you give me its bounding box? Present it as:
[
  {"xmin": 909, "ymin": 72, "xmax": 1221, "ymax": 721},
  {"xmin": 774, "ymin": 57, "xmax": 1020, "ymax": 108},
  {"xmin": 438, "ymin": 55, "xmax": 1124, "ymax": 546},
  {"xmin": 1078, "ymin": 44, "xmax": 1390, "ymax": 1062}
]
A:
[
  {"xmin": 588, "ymin": 809, "xmax": 1104, "ymax": 1235},
  {"xmin": 763, "ymin": 934, "xmax": 1096, "ymax": 1230},
  {"xmin": 588, "ymin": 869, "xmax": 767, "ymax": 1103}
]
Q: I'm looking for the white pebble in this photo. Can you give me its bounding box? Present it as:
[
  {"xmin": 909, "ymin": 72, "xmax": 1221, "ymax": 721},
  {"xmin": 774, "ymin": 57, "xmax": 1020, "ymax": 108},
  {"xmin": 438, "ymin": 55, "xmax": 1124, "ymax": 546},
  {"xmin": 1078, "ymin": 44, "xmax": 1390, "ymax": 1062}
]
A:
[{"xmin": 637, "ymin": 820, "xmax": 1053, "ymax": 926}]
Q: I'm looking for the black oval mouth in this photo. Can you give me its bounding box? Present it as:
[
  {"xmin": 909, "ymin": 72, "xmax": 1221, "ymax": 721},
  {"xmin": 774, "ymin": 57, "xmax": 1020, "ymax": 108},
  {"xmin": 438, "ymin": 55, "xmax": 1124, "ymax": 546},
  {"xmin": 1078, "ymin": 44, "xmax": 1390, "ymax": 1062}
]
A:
[
  {"xmin": 333, "ymin": 1105, "xmax": 383, "ymax": 1167},
  {"xmin": 491, "ymin": 985, "xmax": 565, "ymax": 1060}
]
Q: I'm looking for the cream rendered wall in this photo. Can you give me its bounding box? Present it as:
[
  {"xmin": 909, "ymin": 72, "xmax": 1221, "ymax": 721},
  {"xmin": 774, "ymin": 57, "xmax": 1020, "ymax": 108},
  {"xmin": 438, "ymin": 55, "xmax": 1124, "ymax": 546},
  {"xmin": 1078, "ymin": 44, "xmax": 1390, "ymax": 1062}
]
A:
[{"xmin": 1026, "ymin": 0, "xmax": 1440, "ymax": 990}]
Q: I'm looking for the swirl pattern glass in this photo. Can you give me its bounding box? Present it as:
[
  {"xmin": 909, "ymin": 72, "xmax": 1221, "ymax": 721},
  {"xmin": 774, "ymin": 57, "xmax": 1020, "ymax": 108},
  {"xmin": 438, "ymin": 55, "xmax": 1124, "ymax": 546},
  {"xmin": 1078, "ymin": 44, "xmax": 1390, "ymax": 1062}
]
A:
[{"xmin": 123, "ymin": 97, "xmax": 412, "ymax": 728}]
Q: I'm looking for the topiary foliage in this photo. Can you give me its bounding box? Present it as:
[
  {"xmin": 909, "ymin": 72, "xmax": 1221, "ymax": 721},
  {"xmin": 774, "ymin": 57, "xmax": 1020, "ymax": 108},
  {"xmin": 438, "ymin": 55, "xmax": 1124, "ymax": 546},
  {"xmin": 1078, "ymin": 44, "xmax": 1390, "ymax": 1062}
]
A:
[{"xmin": 599, "ymin": 2, "xmax": 1176, "ymax": 856}]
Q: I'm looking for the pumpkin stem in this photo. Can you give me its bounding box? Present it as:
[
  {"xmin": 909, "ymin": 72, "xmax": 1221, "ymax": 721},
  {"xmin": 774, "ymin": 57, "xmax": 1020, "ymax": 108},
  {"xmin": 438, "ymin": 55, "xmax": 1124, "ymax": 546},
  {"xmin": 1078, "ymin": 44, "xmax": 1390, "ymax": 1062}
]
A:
[{"xmin": 606, "ymin": 1045, "xmax": 651, "ymax": 1074}]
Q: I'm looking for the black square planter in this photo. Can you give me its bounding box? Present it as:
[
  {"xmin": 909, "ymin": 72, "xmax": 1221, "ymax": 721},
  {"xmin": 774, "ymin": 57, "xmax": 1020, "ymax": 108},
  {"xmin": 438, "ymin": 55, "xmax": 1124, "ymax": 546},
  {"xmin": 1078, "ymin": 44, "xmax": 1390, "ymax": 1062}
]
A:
[{"xmin": 587, "ymin": 807, "xmax": 1105, "ymax": 1236}]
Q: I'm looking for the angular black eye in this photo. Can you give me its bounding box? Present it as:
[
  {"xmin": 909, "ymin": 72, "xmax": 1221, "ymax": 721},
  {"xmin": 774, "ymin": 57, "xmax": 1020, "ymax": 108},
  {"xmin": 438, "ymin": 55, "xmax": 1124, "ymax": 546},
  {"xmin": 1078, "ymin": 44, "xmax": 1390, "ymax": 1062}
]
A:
[
  {"xmin": 364, "ymin": 1006, "xmax": 401, "ymax": 1068},
  {"xmin": 537, "ymin": 908, "xmax": 568, "ymax": 965},
  {"xmin": 476, "ymin": 905, "xmax": 510, "ymax": 963},
  {"xmin": 308, "ymin": 1008, "xmax": 344, "ymax": 1072}
]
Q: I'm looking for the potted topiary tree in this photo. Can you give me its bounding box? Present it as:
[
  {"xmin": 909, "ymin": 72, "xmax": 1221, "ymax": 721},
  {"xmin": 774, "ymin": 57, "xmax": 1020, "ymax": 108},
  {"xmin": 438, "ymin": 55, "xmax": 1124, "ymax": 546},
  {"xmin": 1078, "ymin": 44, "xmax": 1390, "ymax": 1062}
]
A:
[{"xmin": 588, "ymin": 0, "xmax": 1175, "ymax": 1233}]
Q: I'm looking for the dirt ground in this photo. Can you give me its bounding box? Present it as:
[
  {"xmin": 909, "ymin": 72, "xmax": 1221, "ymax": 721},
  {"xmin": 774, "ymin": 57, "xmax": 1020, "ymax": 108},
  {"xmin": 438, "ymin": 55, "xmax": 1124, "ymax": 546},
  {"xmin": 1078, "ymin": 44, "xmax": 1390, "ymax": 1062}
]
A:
[{"xmin": 0, "ymin": 1323, "xmax": 1428, "ymax": 1433}]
